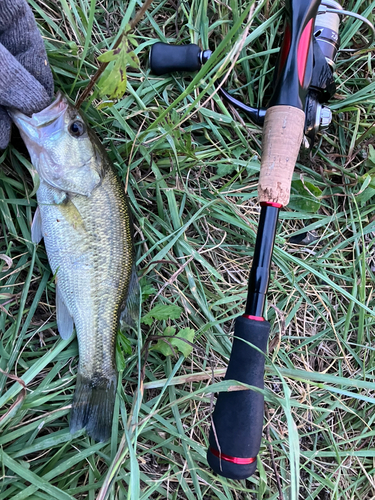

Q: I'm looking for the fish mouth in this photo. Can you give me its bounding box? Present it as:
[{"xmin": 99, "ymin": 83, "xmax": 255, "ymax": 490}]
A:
[
  {"xmin": 9, "ymin": 92, "xmax": 68, "ymax": 126},
  {"xmin": 8, "ymin": 93, "xmax": 69, "ymax": 145}
]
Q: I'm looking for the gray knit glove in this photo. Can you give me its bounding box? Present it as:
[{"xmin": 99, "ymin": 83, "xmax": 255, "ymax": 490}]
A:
[{"xmin": 0, "ymin": 0, "xmax": 54, "ymax": 149}]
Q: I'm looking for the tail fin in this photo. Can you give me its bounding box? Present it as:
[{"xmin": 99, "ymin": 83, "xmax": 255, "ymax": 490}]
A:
[{"xmin": 70, "ymin": 372, "xmax": 117, "ymax": 442}]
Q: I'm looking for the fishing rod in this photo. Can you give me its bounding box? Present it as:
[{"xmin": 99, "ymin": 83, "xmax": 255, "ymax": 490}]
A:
[{"xmin": 149, "ymin": 0, "xmax": 375, "ymax": 480}]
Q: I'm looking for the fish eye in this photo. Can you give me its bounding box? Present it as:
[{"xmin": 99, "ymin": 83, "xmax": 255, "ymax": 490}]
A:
[{"xmin": 68, "ymin": 120, "xmax": 86, "ymax": 138}]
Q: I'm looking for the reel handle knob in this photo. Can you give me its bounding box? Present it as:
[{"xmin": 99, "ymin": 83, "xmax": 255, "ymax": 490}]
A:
[{"xmin": 149, "ymin": 42, "xmax": 211, "ymax": 75}]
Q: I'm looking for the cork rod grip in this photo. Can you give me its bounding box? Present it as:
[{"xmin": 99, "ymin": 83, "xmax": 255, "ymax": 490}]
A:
[{"xmin": 258, "ymin": 106, "xmax": 305, "ymax": 207}]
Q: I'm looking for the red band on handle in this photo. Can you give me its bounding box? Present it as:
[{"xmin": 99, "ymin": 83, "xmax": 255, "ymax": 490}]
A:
[
  {"xmin": 260, "ymin": 202, "xmax": 283, "ymax": 209},
  {"xmin": 242, "ymin": 314, "xmax": 264, "ymax": 322},
  {"xmin": 209, "ymin": 447, "xmax": 256, "ymax": 465}
]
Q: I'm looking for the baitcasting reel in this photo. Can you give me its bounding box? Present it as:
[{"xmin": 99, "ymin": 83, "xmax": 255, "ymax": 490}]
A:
[{"xmin": 149, "ymin": 0, "xmax": 375, "ymax": 149}]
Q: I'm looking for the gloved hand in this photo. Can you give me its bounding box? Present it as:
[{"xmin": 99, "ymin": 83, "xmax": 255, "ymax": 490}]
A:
[{"xmin": 0, "ymin": 0, "xmax": 54, "ymax": 149}]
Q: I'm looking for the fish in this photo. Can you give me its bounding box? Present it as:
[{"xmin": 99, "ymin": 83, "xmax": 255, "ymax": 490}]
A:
[{"xmin": 9, "ymin": 93, "xmax": 139, "ymax": 442}]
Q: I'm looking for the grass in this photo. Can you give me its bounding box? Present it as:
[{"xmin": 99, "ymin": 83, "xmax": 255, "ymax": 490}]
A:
[{"xmin": 1, "ymin": 0, "xmax": 375, "ymax": 498}]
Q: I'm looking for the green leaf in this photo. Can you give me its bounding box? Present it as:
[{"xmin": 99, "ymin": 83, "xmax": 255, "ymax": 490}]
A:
[
  {"xmin": 288, "ymin": 179, "xmax": 322, "ymax": 213},
  {"xmin": 141, "ymin": 304, "xmax": 182, "ymax": 326},
  {"xmin": 97, "ymin": 100, "xmax": 115, "ymax": 110},
  {"xmin": 216, "ymin": 163, "xmax": 236, "ymax": 177},
  {"xmin": 365, "ymin": 144, "xmax": 375, "ymax": 167},
  {"xmin": 98, "ymin": 60, "xmax": 128, "ymax": 99},
  {"xmin": 171, "ymin": 327, "xmax": 195, "ymax": 357},
  {"xmin": 128, "ymin": 35, "xmax": 138, "ymax": 47},
  {"xmin": 67, "ymin": 41, "xmax": 78, "ymax": 55},
  {"xmin": 124, "ymin": 23, "xmax": 132, "ymax": 34},
  {"xmin": 97, "ymin": 49, "xmax": 117, "ymax": 63},
  {"xmin": 163, "ymin": 326, "xmax": 175, "ymax": 336},
  {"xmin": 357, "ymin": 175, "xmax": 375, "ymax": 204},
  {"xmin": 97, "ymin": 35, "xmax": 140, "ymax": 99},
  {"xmin": 152, "ymin": 327, "xmax": 177, "ymax": 357},
  {"xmin": 152, "ymin": 327, "xmax": 195, "ymax": 357},
  {"xmin": 140, "ymin": 278, "xmax": 157, "ymax": 303},
  {"xmin": 127, "ymin": 51, "xmax": 139, "ymax": 69}
]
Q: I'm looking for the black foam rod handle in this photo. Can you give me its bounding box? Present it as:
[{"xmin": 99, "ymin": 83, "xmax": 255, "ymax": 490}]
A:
[
  {"xmin": 207, "ymin": 315, "xmax": 271, "ymax": 479},
  {"xmin": 149, "ymin": 42, "xmax": 201, "ymax": 75}
]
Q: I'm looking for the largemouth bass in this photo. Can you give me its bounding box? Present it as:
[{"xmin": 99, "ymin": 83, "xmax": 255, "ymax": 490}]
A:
[{"xmin": 10, "ymin": 94, "xmax": 138, "ymax": 442}]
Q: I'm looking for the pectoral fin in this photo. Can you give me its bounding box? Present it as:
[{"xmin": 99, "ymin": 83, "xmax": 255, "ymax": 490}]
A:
[
  {"xmin": 31, "ymin": 207, "xmax": 43, "ymax": 244},
  {"xmin": 57, "ymin": 200, "xmax": 86, "ymax": 234},
  {"xmin": 56, "ymin": 283, "xmax": 74, "ymax": 340}
]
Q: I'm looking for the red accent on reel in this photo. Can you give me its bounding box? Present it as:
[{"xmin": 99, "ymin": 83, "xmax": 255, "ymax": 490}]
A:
[
  {"xmin": 210, "ymin": 447, "xmax": 256, "ymax": 465},
  {"xmin": 242, "ymin": 314, "xmax": 265, "ymax": 322},
  {"xmin": 297, "ymin": 19, "xmax": 314, "ymax": 85},
  {"xmin": 278, "ymin": 23, "xmax": 291, "ymax": 75}
]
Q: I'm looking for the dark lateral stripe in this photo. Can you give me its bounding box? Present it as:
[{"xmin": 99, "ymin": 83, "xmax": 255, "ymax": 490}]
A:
[{"xmin": 209, "ymin": 447, "xmax": 256, "ymax": 465}]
